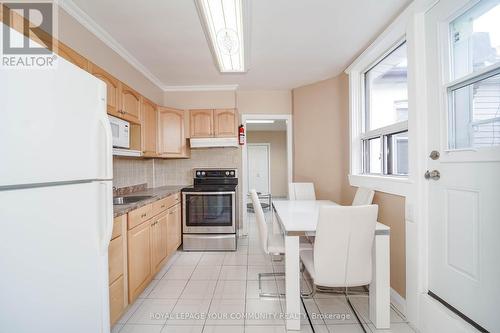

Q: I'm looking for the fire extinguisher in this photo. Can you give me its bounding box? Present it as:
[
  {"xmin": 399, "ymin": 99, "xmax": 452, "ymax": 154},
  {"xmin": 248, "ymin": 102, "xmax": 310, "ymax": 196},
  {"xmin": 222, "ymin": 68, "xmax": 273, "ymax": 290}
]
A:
[{"xmin": 238, "ymin": 124, "xmax": 245, "ymax": 145}]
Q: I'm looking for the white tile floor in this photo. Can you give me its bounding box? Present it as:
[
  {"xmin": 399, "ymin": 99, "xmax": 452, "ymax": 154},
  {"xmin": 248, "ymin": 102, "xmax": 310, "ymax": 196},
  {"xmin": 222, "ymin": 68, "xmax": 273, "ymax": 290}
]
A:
[{"xmin": 112, "ymin": 212, "xmax": 415, "ymax": 333}]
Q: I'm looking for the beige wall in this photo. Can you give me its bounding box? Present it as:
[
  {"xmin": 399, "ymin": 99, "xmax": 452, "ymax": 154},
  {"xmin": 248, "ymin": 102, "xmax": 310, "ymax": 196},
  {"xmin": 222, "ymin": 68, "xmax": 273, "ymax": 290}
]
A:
[
  {"xmin": 247, "ymin": 131, "xmax": 288, "ymax": 197},
  {"xmin": 237, "ymin": 90, "xmax": 292, "ymax": 114},
  {"xmin": 58, "ymin": 9, "xmax": 163, "ymax": 104},
  {"xmin": 292, "ymin": 73, "xmax": 406, "ymax": 298},
  {"xmin": 292, "ymin": 74, "xmax": 351, "ymax": 204},
  {"xmin": 163, "ymin": 90, "xmax": 236, "ymax": 109}
]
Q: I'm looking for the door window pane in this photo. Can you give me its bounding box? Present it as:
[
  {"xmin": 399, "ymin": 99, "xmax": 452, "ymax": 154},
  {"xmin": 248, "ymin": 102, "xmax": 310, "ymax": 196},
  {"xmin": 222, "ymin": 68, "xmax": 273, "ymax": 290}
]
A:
[
  {"xmin": 451, "ymin": 0, "xmax": 500, "ymax": 80},
  {"xmin": 449, "ymin": 73, "xmax": 500, "ymax": 149},
  {"xmin": 364, "ymin": 137, "xmax": 382, "ymax": 174},
  {"xmin": 365, "ymin": 42, "xmax": 408, "ymax": 130},
  {"xmin": 386, "ymin": 131, "xmax": 409, "ymax": 175}
]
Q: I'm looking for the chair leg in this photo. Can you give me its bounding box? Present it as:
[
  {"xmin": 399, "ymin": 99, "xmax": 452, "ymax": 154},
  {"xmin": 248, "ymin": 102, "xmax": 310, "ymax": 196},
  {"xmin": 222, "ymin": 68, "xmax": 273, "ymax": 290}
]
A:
[
  {"xmin": 299, "ymin": 267, "xmax": 315, "ymax": 298},
  {"xmin": 271, "ymin": 253, "xmax": 284, "ymax": 262},
  {"xmin": 258, "ymin": 272, "xmax": 286, "ymax": 298}
]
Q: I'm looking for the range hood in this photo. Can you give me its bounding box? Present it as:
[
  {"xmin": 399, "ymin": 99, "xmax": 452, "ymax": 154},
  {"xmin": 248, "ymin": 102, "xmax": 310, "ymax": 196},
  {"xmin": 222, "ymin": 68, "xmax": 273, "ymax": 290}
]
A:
[
  {"xmin": 113, "ymin": 148, "xmax": 142, "ymax": 157},
  {"xmin": 189, "ymin": 137, "xmax": 239, "ymax": 148}
]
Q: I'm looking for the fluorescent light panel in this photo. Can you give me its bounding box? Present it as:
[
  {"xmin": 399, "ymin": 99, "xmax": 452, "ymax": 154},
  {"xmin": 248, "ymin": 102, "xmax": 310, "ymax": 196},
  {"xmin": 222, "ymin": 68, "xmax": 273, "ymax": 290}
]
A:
[
  {"xmin": 198, "ymin": 0, "xmax": 245, "ymax": 72},
  {"xmin": 246, "ymin": 120, "xmax": 275, "ymax": 124}
]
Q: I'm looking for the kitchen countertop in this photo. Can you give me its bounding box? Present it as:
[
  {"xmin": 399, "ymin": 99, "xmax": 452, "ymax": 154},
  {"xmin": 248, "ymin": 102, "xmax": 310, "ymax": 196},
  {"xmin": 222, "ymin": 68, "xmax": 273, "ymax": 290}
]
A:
[{"xmin": 113, "ymin": 185, "xmax": 187, "ymax": 217}]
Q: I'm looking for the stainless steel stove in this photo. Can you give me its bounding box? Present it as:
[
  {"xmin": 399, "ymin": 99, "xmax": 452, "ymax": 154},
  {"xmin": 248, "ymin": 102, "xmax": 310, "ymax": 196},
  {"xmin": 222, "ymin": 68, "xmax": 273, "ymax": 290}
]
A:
[{"xmin": 181, "ymin": 168, "xmax": 238, "ymax": 251}]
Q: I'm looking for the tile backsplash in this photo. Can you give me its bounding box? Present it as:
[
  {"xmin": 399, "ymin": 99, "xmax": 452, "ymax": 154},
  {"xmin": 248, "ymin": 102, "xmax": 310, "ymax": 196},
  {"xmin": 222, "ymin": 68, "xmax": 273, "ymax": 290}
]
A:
[{"xmin": 113, "ymin": 147, "xmax": 241, "ymax": 189}]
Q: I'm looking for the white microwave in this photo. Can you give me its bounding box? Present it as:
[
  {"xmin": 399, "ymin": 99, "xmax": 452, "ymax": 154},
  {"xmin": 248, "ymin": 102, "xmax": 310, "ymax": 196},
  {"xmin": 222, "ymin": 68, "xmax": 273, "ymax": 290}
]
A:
[{"xmin": 108, "ymin": 115, "xmax": 130, "ymax": 149}]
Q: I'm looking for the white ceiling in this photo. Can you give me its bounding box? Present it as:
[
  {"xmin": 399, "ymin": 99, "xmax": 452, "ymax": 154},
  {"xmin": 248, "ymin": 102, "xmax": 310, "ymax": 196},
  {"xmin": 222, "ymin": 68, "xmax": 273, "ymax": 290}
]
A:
[{"xmin": 67, "ymin": 0, "xmax": 411, "ymax": 90}]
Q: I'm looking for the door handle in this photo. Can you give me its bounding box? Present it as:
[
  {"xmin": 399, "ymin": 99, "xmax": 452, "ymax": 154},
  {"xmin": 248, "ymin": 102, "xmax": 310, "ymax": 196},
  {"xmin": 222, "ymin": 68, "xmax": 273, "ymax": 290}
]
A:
[{"xmin": 424, "ymin": 170, "xmax": 440, "ymax": 180}]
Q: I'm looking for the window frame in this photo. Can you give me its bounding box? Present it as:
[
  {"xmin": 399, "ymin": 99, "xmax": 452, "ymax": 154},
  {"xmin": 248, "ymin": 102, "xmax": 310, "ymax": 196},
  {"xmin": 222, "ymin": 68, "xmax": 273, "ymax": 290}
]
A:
[{"xmin": 360, "ymin": 40, "xmax": 409, "ymax": 177}]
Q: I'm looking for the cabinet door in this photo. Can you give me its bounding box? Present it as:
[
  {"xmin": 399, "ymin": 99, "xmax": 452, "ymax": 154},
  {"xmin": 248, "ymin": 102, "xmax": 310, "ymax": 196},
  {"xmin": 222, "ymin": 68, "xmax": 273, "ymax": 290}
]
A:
[
  {"xmin": 214, "ymin": 109, "xmax": 237, "ymax": 137},
  {"xmin": 150, "ymin": 212, "xmax": 168, "ymax": 273},
  {"xmin": 127, "ymin": 221, "xmax": 151, "ymax": 302},
  {"xmin": 158, "ymin": 107, "xmax": 186, "ymax": 157},
  {"xmin": 57, "ymin": 43, "xmax": 89, "ymax": 71},
  {"xmin": 109, "ymin": 275, "xmax": 125, "ymax": 326},
  {"xmin": 141, "ymin": 98, "xmax": 157, "ymax": 157},
  {"xmin": 167, "ymin": 204, "xmax": 182, "ymax": 256},
  {"xmin": 190, "ymin": 109, "xmax": 214, "ymax": 138},
  {"xmin": 120, "ymin": 84, "xmax": 141, "ymax": 124},
  {"xmin": 108, "ymin": 236, "xmax": 124, "ymax": 284},
  {"xmin": 89, "ymin": 64, "xmax": 121, "ymax": 118}
]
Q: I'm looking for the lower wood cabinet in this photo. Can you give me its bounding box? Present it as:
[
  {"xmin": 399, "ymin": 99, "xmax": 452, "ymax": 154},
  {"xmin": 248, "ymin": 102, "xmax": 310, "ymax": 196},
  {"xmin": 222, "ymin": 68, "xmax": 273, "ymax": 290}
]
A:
[
  {"xmin": 108, "ymin": 214, "xmax": 128, "ymax": 326},
  {"xmin": 127, "ymin": 219, "xmax": 152, "ymax": 302},
  {"xmin": 126, "ymin": 196, "xmax": 182, "ymax": 304}
]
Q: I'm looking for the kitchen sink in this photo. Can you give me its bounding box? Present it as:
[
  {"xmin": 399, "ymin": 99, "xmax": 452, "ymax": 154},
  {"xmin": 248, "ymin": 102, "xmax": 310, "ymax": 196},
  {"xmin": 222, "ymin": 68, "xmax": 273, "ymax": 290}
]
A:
[{"xmin": 113, "ymin": 195, "xmax": 153, "ymax": 205}]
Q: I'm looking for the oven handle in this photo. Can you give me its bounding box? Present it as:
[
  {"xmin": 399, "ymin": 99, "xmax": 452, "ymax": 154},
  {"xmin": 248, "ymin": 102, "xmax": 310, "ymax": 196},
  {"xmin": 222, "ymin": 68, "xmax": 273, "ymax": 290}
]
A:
[{"xmin": 183, "ymin": 191, "xmax": 236, "ymax": 195}]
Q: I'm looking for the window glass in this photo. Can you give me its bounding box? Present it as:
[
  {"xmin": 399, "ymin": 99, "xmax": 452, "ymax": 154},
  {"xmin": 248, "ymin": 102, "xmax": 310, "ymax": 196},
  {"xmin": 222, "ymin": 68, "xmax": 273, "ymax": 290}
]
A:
[
  {"xmin": 451, "ymin": 0, "xmax": 500, "ymax": 80},
  {"xmin": 365, "ymin": 42, "xmax": 408, "ymax": 131},
  {"xmin": 386, "ymin": 131, "xmax": 409, "ymax": 175},
  {"xmin": 365, "ymin": 137, "xmax": 382, "ymax": 174},
  {"xmin": 449, "ymin": 73, "xmax": 500, "ymax": 149}
]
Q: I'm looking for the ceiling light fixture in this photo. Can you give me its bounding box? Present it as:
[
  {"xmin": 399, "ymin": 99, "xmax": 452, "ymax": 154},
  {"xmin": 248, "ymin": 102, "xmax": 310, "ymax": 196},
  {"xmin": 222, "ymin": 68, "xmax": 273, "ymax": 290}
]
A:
[
  {"xmin": 195, "ymin": 0, "xmax": 249, "ymax": 73},
  {"xmin": 246, "ymin": 120, "xmax": 275, "ymax": 124}
]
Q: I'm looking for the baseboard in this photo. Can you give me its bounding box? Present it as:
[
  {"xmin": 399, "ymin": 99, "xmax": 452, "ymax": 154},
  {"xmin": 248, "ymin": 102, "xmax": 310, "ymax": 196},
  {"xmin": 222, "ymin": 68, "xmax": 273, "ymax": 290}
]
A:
[{"xmin": 391, "ymin": 288, "xmax": 407, "ymax": 317}]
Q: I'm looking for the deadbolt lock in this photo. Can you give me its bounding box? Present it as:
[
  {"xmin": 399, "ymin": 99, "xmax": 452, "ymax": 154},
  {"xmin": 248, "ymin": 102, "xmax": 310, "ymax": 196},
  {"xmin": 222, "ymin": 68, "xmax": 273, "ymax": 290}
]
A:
[{"xmin": 429, "ymin": 150, "xmax": 440, "ymax": 160}]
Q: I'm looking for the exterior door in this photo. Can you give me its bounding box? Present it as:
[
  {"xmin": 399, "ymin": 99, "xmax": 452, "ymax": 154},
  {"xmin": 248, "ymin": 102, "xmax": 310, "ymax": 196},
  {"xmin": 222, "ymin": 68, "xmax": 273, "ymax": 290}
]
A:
[
  {"xmin": 425, "ymin": 1, "xmax": 500, "ymax": 331},
  {"xmin": 247, "ymin": 144, "xmax": 270, "ymax": 194}
]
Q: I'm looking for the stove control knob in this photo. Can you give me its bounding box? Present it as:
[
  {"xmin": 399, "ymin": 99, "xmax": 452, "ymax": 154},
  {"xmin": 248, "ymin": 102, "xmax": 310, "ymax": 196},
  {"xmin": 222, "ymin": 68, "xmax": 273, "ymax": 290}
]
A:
[
  {"xmin": 230, "ymin": 171, "xmax": 235, "ymax": 176},
  {"xmin": 196, "ymin": 171, "xmax": 201, "ymax": 176},
  {"xmin": 201, "ymin": 171, "xmax": 206, "ymax": 176},
  {"xmin": 225, "ymin": 171, "xmax": 230, "ymax": 176}
]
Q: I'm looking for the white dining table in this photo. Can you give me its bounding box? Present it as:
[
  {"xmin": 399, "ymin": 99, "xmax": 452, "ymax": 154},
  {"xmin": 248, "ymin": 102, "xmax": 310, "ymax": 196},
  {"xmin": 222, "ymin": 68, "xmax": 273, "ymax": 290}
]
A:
[{"xmin": 272, "ymin": 200, "xmax": 391, "ymax": 331}]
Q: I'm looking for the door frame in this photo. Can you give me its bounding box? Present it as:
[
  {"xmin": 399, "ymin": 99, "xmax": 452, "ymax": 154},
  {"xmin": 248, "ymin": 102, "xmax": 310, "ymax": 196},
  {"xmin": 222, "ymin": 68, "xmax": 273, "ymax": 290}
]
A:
[
  {"xmin": 240, "ymin": 114, "xmax": 293, "ymax": 236},
  {"xmin": 247, "ymin": 143, "xmax": 272, "ymax": 196}
]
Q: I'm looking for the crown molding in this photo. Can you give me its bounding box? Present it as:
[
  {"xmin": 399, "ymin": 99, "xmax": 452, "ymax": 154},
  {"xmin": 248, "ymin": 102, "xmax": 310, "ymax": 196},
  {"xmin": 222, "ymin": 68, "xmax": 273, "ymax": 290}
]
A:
[
  {"xmin": 59, "ymin": 0, "xmax": 165, "ymax": 89},
  {"xmin": 163, "ymin": 84, "xmax": 239, "ymax": 92}
]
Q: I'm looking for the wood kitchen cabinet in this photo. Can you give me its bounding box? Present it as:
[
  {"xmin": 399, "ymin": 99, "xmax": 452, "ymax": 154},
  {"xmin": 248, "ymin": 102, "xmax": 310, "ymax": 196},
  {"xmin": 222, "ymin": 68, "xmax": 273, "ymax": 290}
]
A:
[
  {"xmin": 190, "ymin": 108, "xmax": 237, "ymax": 138},
  {"xmin": 57, "ymin": 42, "xmax": 89, "ymax": 71},
  {"xmin": 120, "ymin": 83, "xmax": 141, "ymax": 124},
  {"xmin": 127, "ymin": 218, "xmax": 152, "ymax": 302},
  {"xmin": 214, "ymin": 109, "xmax": 237, "ymax": 137},
  {"xmin": 190, "ymin": 109, "xmax": 214, "ymax": 138},
  {"xmin": 141, "ymin": 97, "xmax": 157, "ymax": 157},
  {"xmin": 89, "ymin": 63, "xmax": 121, "ymax": 118},
  {"xmin": 150, "ymin": 212, "xmax": 168, "ymax": 273},
  {"xmin": 158, "ymin": 107, "xmax": 188, "ymax": 158},
  {"xmin": 167, "ymin": 203, "xmax": 182, "ymax": 256},
  {"xmin": 108, "ymin": 214, "xmax": 128, "ymax": 326}
]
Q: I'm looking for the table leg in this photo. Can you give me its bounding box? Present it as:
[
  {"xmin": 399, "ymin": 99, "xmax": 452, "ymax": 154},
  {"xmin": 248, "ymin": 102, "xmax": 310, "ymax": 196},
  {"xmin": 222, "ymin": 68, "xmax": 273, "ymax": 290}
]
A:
[
  {"xmin": 285, "ymin": 235, "xmax": 300, "ymax": 330},
  {"xmin": 369, "ymin": 233, "xmax": 390, "ymax": 329}
]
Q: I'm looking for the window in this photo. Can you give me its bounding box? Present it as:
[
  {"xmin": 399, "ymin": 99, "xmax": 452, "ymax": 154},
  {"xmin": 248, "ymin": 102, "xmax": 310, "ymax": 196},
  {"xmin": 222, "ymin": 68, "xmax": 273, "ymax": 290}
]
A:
[
  {"xmin": 448, "ymin": 0, "xmax": 500, "ymax": 149},
  {"xmin": 362, "ymin": 41, "xmax": 408, "ymax": 176}
]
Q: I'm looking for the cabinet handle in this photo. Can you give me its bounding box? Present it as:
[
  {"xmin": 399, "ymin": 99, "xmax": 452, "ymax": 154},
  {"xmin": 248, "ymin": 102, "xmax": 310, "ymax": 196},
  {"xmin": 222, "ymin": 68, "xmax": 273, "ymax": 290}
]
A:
[
  {"xmin": 161, "ymin": 205, "xmax": 165, "ymax": 208},
  {"xmin": 141, "ymin": 213, "xmax": 147, "ymax": 218}
]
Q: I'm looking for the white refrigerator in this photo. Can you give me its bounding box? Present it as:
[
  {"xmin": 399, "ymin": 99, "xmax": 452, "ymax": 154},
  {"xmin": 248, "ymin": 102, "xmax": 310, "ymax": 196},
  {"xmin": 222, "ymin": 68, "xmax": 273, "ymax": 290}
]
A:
[{"xmin": 0, "ymin": 24, "xmax": 114, "ymax": 333}]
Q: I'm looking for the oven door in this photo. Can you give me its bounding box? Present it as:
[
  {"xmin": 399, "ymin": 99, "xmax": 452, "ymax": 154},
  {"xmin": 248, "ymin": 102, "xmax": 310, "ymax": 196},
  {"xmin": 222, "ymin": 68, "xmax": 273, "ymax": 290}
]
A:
[{"xmin": 183, "ymin": 191, "xmax": 235, "ymax": 234}]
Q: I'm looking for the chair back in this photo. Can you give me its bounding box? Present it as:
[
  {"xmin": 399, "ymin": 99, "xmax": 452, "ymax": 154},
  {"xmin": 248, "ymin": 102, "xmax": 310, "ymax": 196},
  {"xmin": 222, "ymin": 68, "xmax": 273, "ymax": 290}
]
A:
[
  {"xmin": 250, "ymin": 189, "xmax": 269, "ymax": 253},
  {"xmin": 289, "ymin": 182, "xmax": 316, "ymax": 200},
  {"xmin": 352, "ymin": 187, "xmax": 375, "ymax": 206},
  {"xmin": 313, "ymin": 205, "xmax": 378, "ymax": 287}
]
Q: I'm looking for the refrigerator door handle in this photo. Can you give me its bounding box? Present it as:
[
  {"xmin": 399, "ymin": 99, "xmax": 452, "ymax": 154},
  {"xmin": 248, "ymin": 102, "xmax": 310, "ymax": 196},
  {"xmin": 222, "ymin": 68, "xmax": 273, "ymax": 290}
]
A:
[
  {"xmin": 98, "ymin": 181, "xmax": 114, "ymax": 255},
  {"xmin": 98, "ymin": 90, "xmax": 113, "ymax": 180}
]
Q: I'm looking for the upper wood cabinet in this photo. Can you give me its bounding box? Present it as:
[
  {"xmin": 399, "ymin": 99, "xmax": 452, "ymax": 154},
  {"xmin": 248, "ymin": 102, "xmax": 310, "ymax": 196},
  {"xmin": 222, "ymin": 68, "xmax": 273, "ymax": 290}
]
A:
[
  {"xmin": 214, "ymin": 109, "xmax": 237, "ymax": 137},
  {"xmin": 141, "ymin": 97, "xmax": 157, "ymax": 157},
  {"xmin": 57, "ymin": 43, "xmax": 89, "ymax": 71},
  {"xmin": 190, "ymin": 109, "xmax": 237, "ymax": 138},
  {"xmin": 158, "ymin": 107, "xmax": 187, "ymax": 157},
  {"xmin": 89, "ymin": 63, "xmax": 121, "ymax": 118},
  {"xmin": 120, "ymin": 84, "xmax": 141, "ymax": 124},
  {"xmin": 190, "ymin": 109, "xmax": 214, "ymax": 138}
]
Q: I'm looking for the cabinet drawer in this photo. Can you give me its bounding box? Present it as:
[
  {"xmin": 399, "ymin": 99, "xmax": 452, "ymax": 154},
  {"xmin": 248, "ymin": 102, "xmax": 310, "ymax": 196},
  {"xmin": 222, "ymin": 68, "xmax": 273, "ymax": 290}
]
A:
[
  {"xmin": 108, "ymin": 236, "xmax": 124, "ymax": 284},
  {"xmin": 152, "ymin": 193, "xmax": 180, "ymax": 216},
  {"xmin": 128, "ymin": 204, "xmax": 153, "ymax": 229},
  {"xmin": 109, "ymin": 275, "xmax": 125, "ymax": 326},
  {"xmin": 111, "ymin": 215, "xmax": 125, "ymax": 240}
]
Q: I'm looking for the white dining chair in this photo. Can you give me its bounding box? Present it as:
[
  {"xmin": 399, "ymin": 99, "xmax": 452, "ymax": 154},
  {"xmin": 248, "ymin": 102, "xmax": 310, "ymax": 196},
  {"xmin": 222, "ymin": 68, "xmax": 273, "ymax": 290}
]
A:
[
  {"xmin": 352, "ymin": 187, "xmax": 375, "ymax": 206},
  {"xmin": 289, "ymin": 182, "xmax": 316, "ymax": 200},
  {"xmin": 299, "ymin": 204, "xmax": 378, "ymax": 330},
  {"xmin": 250, "ymin": 189, "xmax": 286, "ymax": 297}
]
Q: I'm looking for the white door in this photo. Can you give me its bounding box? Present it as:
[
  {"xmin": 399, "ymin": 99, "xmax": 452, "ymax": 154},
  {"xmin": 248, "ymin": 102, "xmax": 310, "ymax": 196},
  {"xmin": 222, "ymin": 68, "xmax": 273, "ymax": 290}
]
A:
[
  {"xmin": 425, "ymin": 1, "xmax": 500, "ymax": 331},
  {"xmin": 247, "ymin": 144, "xmax": 270, "ymax": 194}
]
